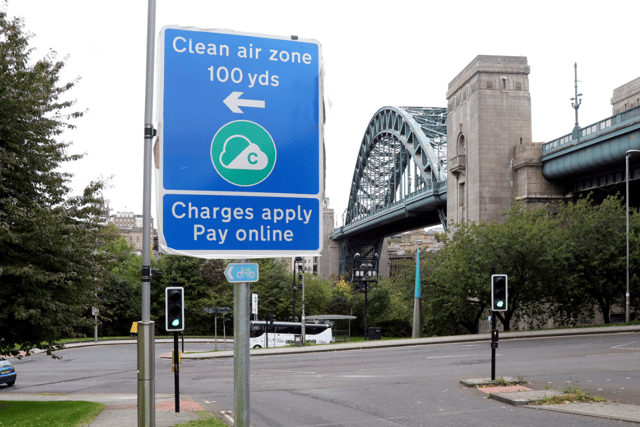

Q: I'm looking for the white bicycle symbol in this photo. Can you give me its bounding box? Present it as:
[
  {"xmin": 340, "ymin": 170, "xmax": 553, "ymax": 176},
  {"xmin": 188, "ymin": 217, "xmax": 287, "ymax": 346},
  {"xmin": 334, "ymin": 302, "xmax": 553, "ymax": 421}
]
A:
[{"xmin": 237, "ymin": 267, "xmax": 256, "ymax": 279}]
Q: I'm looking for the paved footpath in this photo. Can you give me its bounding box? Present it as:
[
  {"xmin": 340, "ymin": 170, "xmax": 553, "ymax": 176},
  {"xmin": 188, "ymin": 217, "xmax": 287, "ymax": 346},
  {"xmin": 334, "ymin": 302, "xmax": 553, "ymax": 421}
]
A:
[{"xmin": 1, "ymin": 393, "xmax": 208, "ymax": 427}]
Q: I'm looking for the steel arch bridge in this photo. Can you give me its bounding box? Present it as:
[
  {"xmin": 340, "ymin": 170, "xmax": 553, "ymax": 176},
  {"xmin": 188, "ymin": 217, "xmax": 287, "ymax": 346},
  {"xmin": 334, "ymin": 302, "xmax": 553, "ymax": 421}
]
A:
[{"xmin": 331, "ymin": 106, "xmax": 448, "ymax": 276}]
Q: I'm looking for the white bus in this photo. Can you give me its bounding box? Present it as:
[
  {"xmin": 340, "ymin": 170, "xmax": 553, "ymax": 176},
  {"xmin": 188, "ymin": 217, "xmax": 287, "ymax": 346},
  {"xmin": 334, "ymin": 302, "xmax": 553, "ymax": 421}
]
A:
[{"xmin": 249, "ymin": 320, "xmax": 332, "ymax": 348}]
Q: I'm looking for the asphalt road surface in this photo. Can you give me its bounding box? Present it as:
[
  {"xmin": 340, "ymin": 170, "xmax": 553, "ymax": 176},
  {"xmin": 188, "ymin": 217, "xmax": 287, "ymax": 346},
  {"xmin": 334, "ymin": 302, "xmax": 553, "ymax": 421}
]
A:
[{"xmin": 3, "ymin": 333, "xmax": 640, "ymax": 426}]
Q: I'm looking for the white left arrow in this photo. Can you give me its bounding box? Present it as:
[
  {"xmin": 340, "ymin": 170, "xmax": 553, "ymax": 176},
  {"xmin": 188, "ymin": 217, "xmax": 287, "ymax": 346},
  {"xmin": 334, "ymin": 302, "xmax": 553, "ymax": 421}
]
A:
[
  {"xmin": 224, "ymin": 265, "xmax": 234, "ymax": 281},
  {"xmin": 223, "ymin": 91, "xmax": 265, "ymax": 114}
]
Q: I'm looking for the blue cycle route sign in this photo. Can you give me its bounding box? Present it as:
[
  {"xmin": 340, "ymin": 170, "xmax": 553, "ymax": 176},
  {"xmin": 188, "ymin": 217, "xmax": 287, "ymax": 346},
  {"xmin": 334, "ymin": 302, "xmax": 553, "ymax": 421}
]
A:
[
  {"xmin": 225, "ymin": 263, "xmax": 259, "ymax": 283},
  {"xmin": 155, "ymin": 26, "xmax": 323, "ymax": 258}
]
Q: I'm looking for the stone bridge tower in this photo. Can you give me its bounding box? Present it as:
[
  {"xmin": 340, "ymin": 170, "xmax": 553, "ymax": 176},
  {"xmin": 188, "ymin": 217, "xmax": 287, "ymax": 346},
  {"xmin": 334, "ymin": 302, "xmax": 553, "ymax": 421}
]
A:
[{"xmin": 446, "ymin": 55, "xmax": 533, "ymax": 225}]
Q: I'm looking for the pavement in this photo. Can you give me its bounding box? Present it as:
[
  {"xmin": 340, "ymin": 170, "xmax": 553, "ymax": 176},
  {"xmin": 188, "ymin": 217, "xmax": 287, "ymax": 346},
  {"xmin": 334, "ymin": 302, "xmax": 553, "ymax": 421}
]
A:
[
  {"xmin": 461, "ymin": 377, "xmax": 640, "ymax": 424},
  {"xmin": 5, "ymin": 324, "xmax": 640, "ymax": 426},
  {"xmin": 0, "ymin": 392, "xmax": 213, "ymax": 426}
]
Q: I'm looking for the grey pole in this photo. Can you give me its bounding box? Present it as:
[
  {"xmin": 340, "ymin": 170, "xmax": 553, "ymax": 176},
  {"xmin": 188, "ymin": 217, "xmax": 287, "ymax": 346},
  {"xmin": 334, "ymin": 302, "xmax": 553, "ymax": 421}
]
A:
[
  {"xmin": 139, "ymin": 0, "xmax": 156, "ymax": 425},
  {"xmin": 626, "ymin": 149, "xmax": 640, "ymax": 323},
  {"xmin": 234, "ymin": 260, "xmax": 250, "ymax": 427},
  {"xmin": 301, "ymin": 273, "xmax": 306, "ymax": 343},
  {"xmin": 627, "ymin": 153, "xmax": 630, "ymax": 324}
]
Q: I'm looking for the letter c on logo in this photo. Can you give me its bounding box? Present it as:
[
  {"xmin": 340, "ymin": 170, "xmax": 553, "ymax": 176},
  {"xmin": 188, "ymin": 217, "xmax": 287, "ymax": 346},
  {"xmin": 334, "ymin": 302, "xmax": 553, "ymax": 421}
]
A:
[{"xmin": 248, "ymin": 152, "xmax": 258, "ymax": 165}]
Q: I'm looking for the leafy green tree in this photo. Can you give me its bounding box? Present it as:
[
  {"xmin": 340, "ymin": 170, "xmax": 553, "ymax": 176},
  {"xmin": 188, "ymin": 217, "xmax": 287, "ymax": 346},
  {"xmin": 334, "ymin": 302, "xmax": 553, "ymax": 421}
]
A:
[
  {"xmin": 0, "ymin": 11, "xmax": 109, "ymax": 357},
  {"xmin": 151, "ymin": 255, "xmax": 222, "ymax": 336},
  {"xmin": 250, "ymin": 258, "xmax": 290, "ymax": 321},
  {"xmin": 373, "ymin": 272, "xmax": 414, "ymax": 337},
  {"xmin": 96, "ymin": 225, "xmax": 141, "ymax": 336},
  {"xmin": 629, "ymin": 208, "xmax": 640, "ymax": 316},
  {"xmin": 327, "ymin": 279, "xmax": 353, "ymax": 315},
  {"xmin": 424, "ymin": 222, "xmax": 490, "ymax": 335},
  {"xmin": 552, "ymin": 196, "xmax": 628, "ymax": 324},
  {"xmin": 422, "ymin": 201, "xmax": 564, "ymax": 333},
  {"xmin": 479, "ymin": 202, "xmax": 566, "ymax": 330},
  {"xmin": 292, "ymin": 273, "xmax": 331, "ymax": 318}
]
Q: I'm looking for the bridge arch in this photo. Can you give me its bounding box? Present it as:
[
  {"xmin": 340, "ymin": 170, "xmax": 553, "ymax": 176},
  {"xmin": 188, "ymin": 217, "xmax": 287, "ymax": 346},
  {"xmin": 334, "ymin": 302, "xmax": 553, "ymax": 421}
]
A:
[
  {"xmin": 345, "ymin": 106, "xmax": 447, "ymax": 226},
  {"xmin": 336, "ymin": 106, "xmax": 447, "ymax": 276}
]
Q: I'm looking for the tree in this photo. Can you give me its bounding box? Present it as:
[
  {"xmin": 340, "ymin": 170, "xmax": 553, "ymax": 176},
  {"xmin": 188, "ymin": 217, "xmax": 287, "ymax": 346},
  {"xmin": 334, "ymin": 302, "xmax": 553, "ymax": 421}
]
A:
[
  {"xmin": 479, "ymin": 202, "xmax": 566, "ymax": 330},
  {"xmin": 0, "ymin": 11, "xmax": 109, "ymax": 357},
  {"xmin": 97, "ymin": 225, "xmax": 141, "ymax": 336},
  {"xmin": 552, "ymin": 196, "xmax": 628, "ymax": 324},
  {"xmin": 151, "ymin": 255, "xmax": 219, "ymax": 336},
  {"xmin": 422, "ymin": 201, "xmax": 565, "ymax": 333},
  {"xmin": 424, "ymin": 222, "xmax": 491, "ymax": 335}
]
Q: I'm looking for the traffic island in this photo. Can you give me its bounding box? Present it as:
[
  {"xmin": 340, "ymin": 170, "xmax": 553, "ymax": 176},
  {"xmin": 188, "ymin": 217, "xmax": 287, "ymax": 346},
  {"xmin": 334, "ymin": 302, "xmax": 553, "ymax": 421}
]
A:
[{"xmin": 490, "ymin": 389, "xmax": 563, "ymax": 406}]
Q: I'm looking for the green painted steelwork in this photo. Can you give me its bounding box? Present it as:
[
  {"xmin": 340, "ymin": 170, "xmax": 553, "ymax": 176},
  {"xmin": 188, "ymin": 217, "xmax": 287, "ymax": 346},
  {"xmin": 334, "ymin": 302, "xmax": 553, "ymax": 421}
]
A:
[
  {"xmin": 542, "ymin": 105, "xmax": 640, "ymax": 180},
  {"xmin": 333, "ymin": 106, "xmax": 447, "ymax": 276}
]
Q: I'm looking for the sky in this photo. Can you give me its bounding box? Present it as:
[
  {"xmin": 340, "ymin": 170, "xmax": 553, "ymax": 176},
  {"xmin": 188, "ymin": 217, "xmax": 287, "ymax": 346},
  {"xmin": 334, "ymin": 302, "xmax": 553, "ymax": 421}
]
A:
[{"xmin": 7, "ymin": 0, "xmax": 640, "ymax": 227}]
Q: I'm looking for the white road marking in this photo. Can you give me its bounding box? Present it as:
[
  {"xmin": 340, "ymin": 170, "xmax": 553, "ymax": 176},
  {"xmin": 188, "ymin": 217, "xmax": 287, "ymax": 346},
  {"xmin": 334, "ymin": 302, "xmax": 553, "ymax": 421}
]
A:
[{"xmin": 221, "ymin": 410, "xmax": 234, "ymax": 423}]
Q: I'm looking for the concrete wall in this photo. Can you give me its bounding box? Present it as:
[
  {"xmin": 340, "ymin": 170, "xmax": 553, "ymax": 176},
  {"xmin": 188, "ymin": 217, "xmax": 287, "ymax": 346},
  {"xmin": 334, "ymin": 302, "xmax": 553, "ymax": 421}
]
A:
[
  {"xmin": 319, "ymin": 208, "xmax": 340, "ymax": 280},
  {"xmin": 612, "ymin": 76, "xmax": 640, "ymax": 114},
  {"xmin": 446, "ymin": 55, "xmax": 532, "ymax": 226},
  {"xmin": 513, "ymin": 142, "xmax": 565, "ymax": 206}
]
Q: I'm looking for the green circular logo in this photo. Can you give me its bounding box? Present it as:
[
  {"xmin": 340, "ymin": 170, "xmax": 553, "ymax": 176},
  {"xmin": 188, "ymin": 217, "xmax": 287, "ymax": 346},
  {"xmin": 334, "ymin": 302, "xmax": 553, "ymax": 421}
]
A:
[{"xmin": 211, "ymin": 120, "xmax": 276, "ymax": 187}]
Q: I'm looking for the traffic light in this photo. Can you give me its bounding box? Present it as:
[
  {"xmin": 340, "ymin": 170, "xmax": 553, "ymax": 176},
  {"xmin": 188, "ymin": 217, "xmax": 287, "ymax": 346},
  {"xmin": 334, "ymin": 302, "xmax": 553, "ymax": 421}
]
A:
[
  {"xmin": 165, "ymin": 286, "xmax": 185, "ymax": 332},
  {"xmin": 491, "ymin": 274, "xmax": 508, "ymax": 312}
]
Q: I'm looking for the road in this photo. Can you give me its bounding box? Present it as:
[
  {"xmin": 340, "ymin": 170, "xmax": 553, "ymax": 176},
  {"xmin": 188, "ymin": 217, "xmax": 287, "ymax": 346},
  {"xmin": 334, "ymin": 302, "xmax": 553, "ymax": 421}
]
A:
[{"xmin": 3, "ymin": 333, "xmax": 640, "ymax": 426}]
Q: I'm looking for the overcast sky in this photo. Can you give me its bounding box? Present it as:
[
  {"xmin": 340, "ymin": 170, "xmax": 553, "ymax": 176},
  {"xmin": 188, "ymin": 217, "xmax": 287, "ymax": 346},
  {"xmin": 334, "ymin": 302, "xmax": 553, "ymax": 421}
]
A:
[{"xmin": 7, "ymin": 0, "xmax": 640, "ymax": 226}]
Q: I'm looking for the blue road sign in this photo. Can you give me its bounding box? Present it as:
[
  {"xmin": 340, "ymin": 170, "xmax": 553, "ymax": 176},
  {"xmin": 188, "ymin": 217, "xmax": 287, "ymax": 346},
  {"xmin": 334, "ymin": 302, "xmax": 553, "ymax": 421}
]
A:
[
  {"xmin": 156, "ymin": 26, "xmax": 323, "ymax": 258},
  {"xmin": 225, "ymin": 263, "xmax": 259, "ymax": 283}
]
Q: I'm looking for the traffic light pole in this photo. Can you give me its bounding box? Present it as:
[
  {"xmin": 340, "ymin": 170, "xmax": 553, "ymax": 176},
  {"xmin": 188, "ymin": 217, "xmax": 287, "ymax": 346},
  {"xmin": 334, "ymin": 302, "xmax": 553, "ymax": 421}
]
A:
[
  {"xmin": 174, "ymin": 331, "xmax": 180, "ymax": 413},
  {"xmin": 292, "ymin": 264, "xmax": 296, "ymax": 321},
  {"xmin": 491, "ymin": 313, "xmax": 496, "ymax": 381},
  {"xmin": 301, "ymin": 273, "xmax": 306, "ymax": 344}
]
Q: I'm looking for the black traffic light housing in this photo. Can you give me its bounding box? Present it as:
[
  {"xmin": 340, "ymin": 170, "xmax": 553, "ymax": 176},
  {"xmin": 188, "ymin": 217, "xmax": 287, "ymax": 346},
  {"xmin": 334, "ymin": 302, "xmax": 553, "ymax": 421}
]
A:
[
  {"xmin": 165, "ymin": 283, "xmax": 185, "ymax": 332},
  {"xmin": 491, "ymin": 274, "xmax": 508, "ymax": 312}
]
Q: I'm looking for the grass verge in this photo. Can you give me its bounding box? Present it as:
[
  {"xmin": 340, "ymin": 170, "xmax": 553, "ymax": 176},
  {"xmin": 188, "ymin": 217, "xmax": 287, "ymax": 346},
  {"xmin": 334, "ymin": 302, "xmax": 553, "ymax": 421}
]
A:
[
  {"xmin": 0, "ymin": 400, "xmax": 105, "ymax": 426},
  {"xmin": 474, "ymin": 376, "xmax": 525, "ymax": 388},
  {"xmin": 532, "ymin": 382, "xmax": 608, "ymax": 405}
]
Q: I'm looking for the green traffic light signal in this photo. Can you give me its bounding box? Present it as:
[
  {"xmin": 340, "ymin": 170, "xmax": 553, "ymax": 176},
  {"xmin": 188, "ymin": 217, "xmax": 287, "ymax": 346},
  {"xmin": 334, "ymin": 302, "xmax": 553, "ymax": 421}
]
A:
[
  {"xmin": 491, "ymin": 274, "xmax": 508, "ymax": 312},
  {"xmin": 165, "ymin": 286, "xmax": 184, "ymax": 332}
]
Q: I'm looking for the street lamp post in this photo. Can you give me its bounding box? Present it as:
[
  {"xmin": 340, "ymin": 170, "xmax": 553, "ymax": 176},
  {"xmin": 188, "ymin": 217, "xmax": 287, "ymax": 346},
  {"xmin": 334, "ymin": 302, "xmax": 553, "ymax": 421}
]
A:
[
  {"xmin": 626, "ymin": 149, "xmax": 640, "ymax": 323},
  {"xmin": 352, "ymin": 253, "xmax": 378, "ymax": 340}
]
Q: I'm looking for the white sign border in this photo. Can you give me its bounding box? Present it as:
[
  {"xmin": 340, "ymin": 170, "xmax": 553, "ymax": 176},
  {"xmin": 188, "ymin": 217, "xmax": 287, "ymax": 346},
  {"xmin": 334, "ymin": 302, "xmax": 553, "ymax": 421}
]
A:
[{"xmin": 154, "ymin": 25, "xmax": 324, "ymax": 259}]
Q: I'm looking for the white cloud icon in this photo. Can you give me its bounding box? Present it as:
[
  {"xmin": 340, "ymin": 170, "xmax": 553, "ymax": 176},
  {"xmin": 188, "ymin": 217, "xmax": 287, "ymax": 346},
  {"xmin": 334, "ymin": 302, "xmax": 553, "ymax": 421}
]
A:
[{"xmin": 219, "ymin": 135, "xmax": 269, "ymax": 170}]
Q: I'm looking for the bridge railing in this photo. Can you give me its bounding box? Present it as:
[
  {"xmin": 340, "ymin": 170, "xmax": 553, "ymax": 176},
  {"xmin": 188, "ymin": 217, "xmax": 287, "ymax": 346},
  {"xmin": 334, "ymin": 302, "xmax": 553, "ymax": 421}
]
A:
[
  {"xmin": 543, "ymin": 105, "xmax": 640, "ymax": 156},
  {"xmin": 344, "ymin": 184, "xmax": 435, "ymax": 227}
]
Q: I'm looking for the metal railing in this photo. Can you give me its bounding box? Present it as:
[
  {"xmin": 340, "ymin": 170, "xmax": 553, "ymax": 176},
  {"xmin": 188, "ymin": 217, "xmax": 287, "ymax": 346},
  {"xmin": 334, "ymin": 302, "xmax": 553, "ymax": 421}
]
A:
[{"xmin": 543, "ymin": 105, "xmax": 640, "ymax": 156}]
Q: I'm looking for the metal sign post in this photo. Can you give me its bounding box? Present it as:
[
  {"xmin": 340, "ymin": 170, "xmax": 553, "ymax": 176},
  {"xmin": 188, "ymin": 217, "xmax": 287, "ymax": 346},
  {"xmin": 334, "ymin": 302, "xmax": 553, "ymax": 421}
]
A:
[
  {"xmin": 139, "ymin": 1, "xmax": 156, "ymax": 425},
  {"xmin": 92, "ymin": 307, "xmax": 99, "ymax": 343},
  {"xmin": 233, "ymin": 260, "xmax": 250, "ymax": 427},
  {"xmin": 252, "ymin": 294, "xmax": 258, "ymax": 321}
]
